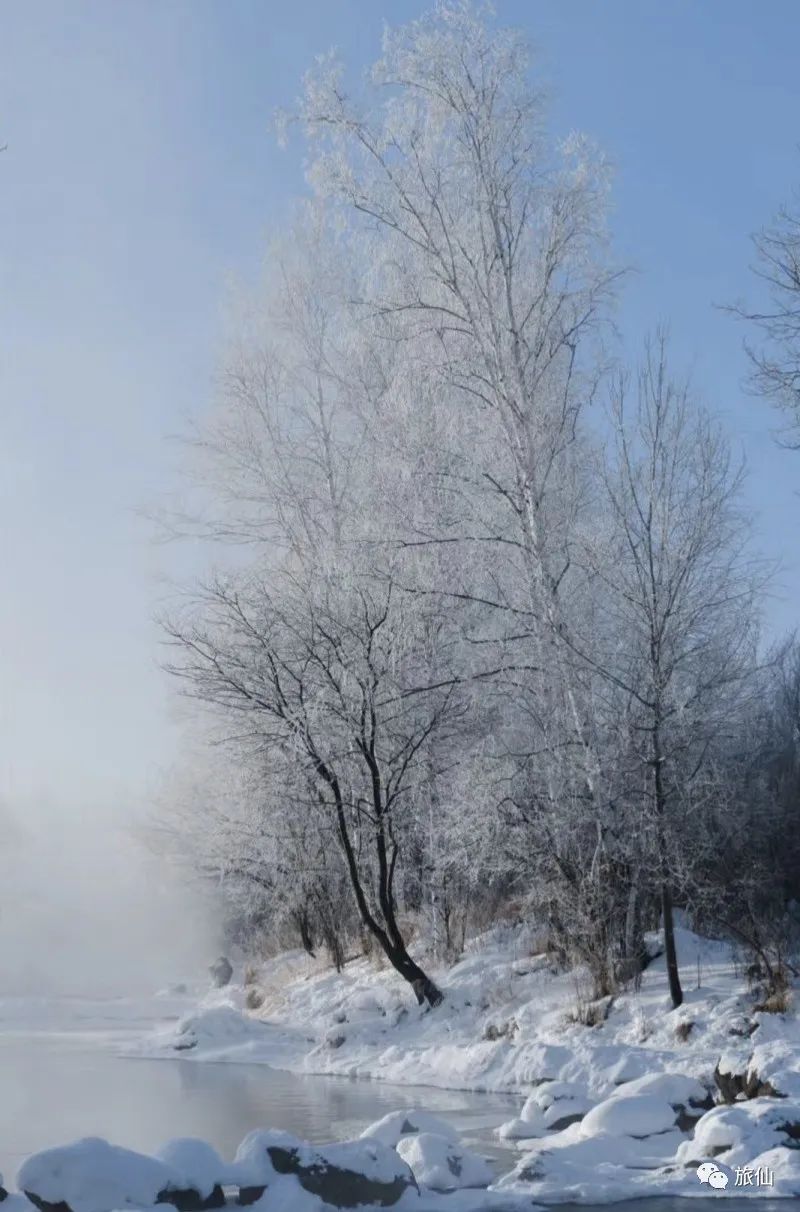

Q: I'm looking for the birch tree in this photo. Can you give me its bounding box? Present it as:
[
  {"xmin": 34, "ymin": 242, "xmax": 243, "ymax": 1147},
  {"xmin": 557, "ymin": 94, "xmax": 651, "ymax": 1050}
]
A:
[{"xmin": 296, "ymin": 1, "xmax": 630, "ymax": 959}]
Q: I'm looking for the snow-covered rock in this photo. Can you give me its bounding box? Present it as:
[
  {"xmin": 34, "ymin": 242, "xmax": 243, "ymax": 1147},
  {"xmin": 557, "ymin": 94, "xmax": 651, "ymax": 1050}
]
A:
[
  {"xmin": 208, "ymin": 958, "xmax": 233, "ymax": 989},
  {"xmin": 231, "ymin": 1129, "xmax": 415, "ymax": 1207},
  {"xmin": 579, "ymin": 1092, "xmax": 678, "ymax": 1138},
  {"xmin": 495, "ymin": 1115, "xmax": 545, "ymax": 1142},
  {"xmin": 155, "ymin": 1139, "xmax": 228, "ymax": 1202},
  {"xmin": 172, "ymin": 1006, "xmax": 266, "ymax": 1053},
  {"xmin": 677, "ymin": 1098, "xmax": 800, "ymax": 1168},
  {"xmin": 395, "ymin": 1132, "xmax": 492, "ymax": 1192},
  {"xmin": 494, "ymin": 1124, "xmax": 684, "ymax": 1203},
  {"xmin": 359, "ymin": 1109, "xmax": 460, "ymax": 1148},
  {"xmin": 610, "ymin": 1070, "xmax": 708, "ymax": 1107},
  {"xmin": 543, "ymin": 1097, "xmax": 591, "ymax": 1130},
  {"xmin": 17, "ymin": 1138, "xmax": 182, "ymax": 1212}
]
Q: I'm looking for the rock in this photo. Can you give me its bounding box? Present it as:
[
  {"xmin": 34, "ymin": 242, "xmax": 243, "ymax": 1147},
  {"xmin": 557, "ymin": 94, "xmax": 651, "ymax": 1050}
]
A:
[
  {"xmin": 360, "ymin": 1109, "xmax": 460, "ymax": 1148},
  {"xmin": 23, "ymin": 1197, "xmax": 70, "ymax": 1212},
  {"xmin": 208, "ymin": 957, "xmax": 233, "ymax": 988},
  {"xmin": 18, "ymin": 1138, "xmax": 183, "ymax": 1212},
  {"xmin": 233, "ymin": 1131, "xmax": 415, "ymax": 1208},
  {"xmin": 714, "ymin": 1058, "xmax": 784, "ymax": 1103},
  {"xmin": 580, "ymin": 1093, "xmax": 679, "ymax": 1139},
  {"xmin": 395, "ymin": 1133, "xmax": 492, "ymax": 1192},
  {"xmin": 0, "ymin": 1190, "xmax": 7, "ymax": 1205},
  {"xmin": 155, "ymin": 1140, "xmax": 228, "ymax": 1209},
  {"xmin": 269, "ymin": 1145, "xmax": 411, "ymax": 1207},
  {"xmin": 157, "ymin": 1189, "xmax": 225, "ymax": 1211},
  {"xmin": 483, "ymin": 1020, "xmax": 517, "ymax": 1041}
]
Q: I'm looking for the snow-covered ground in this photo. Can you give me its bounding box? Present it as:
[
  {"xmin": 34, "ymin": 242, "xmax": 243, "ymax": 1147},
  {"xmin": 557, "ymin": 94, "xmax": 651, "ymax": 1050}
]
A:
[{"xmin": 127, "ymin": 925, "xmax": 800, "ymax": 1201}]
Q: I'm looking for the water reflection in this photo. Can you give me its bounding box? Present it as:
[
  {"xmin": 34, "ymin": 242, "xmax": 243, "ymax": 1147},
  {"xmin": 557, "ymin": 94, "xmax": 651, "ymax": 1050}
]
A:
[{"xmin": 0, "ymin": 1035, "xmax": 518, "ymax": 1180}]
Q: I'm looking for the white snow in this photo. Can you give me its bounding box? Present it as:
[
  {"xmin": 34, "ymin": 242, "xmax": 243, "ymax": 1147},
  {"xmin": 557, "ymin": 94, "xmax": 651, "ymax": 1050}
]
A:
[
  {"xmin": 395, "ymin": 1132, "xmax": 492, "ymax": 1192},
  {"xmin": 9, "ymin": 923, "xmax": 799, "ymax": 1205},
  {"xmin": 231, "ymin": 1127, "xmax": 413, "ymax": 1189},
  {"xmin": 155, "ymin": 1138, "xmax": 228, "ymax": 1197},
  {"xmin": 16, "ymin": 1138, "xmax": 181, "ymax": 1212},
  {"xmin": 231, "ymin": 1129, "xmax": 304, "ymax": 1186},
  {"xmin": 578, "ymin": 1092, "xmax": 678, "ymax": 1138},
  {"xmin": 360, "ymin": 1109, "xmax": 461, "ymax": 1148}
]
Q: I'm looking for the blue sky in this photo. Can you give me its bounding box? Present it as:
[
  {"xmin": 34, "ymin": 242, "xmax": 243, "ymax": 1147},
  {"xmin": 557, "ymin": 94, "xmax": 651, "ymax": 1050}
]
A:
[{"xmin": 3, "ymin": 0, "xmax": 800, "ymax": 820}]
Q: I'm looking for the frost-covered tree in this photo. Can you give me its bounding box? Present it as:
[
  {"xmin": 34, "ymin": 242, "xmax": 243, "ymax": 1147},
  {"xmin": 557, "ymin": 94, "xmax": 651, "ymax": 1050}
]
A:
[
  {"xmin": 736, "ymin": 187, "xmax": 800, "ymax": 444},
  {"xmin": 163, "ymin": 559, "xmax": 472, "ymax": 1005},
  {"xmin": 578, "ymin": 337, "xmax": 762, "ymax": 1005},
  {"xmin": 157, "ymin": 2, "xmax": 782, "ymax": 1008}
]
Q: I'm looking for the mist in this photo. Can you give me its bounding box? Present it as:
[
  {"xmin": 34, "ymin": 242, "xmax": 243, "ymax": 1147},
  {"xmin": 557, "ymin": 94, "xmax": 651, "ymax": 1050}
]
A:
[{"xmin": 0, "ymin": 794, "xmax": 221, "ymax": 998}]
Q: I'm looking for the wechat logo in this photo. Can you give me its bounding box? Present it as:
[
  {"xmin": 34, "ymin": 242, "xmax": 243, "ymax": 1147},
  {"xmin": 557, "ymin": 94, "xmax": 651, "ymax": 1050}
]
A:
[{"xmin": 696, "ymin": 1162, "xmax": 730, "ymax": 1190}]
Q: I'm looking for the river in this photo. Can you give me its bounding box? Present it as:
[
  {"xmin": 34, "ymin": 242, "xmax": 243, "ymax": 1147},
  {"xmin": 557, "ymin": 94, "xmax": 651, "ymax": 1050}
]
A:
[
  {"xmin": 0, "ymin": 997, "xmax": 790, "ymax": 1210},
  {"xmin": 0, "ymin": 994, "xmax": 518, "ymax": 1181}
]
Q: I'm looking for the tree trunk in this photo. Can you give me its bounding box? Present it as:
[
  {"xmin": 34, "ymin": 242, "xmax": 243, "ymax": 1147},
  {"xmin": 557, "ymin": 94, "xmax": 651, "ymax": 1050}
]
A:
[
  {"xmin": 661, "ymin": 881, "xmax": 683, "ymax": 1009},
  {"xmin": 331, "ymin": 790, "xmax": 444, "ymax": 1008},
  {"xmin": 653, "ymin": 718, "xmax": 683, "ymax": 1009}
]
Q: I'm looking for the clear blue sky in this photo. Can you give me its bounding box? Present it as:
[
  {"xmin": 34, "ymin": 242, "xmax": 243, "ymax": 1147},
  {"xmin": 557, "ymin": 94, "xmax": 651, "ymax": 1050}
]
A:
[{"xmin": 3, "ymin": 0, "xmax": 800, "ymax": 821}]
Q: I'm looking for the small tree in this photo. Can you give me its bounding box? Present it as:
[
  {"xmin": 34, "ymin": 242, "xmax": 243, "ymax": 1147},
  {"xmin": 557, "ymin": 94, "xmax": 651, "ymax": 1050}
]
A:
[
  {"xmin": 581, "ymin": 336, "xmax": 762, "ymax": 1007},
  {"xmin": 163, "ymin": 563, "xmax": 464, "ymax": 1007}
]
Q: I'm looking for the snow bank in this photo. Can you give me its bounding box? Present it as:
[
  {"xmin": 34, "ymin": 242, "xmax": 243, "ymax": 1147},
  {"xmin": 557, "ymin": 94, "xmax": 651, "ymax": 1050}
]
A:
[{"xmin": 119, "ymin": 923, "xmax": 800, "ymax": 1202}]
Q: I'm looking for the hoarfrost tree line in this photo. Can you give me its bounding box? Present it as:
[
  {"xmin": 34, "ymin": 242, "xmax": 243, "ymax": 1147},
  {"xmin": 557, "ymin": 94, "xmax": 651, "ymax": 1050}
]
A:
[{"xmin": 160, "ymin": 3, "xmax": 800, "ymax": 1010}]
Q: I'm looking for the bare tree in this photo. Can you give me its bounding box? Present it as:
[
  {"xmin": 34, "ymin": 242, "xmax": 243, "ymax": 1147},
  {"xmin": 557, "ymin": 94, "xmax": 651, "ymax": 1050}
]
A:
[
  {"xmin": 735, "ymin": 189, "xmax": 800, "ymax": 444},
  {"xmin": 162, "ymin": 562, "xmax": 468, "ymax": 1007},
  {"xmin": 579, "ymin": 336, "xmax": 762, "ymax": 1006}
]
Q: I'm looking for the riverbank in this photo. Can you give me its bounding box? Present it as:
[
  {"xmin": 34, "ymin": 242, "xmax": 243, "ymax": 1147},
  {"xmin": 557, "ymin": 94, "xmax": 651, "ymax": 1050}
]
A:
[{"xmin": 132, "ymin": 924, "xmax": 800, "ymax": 1200}]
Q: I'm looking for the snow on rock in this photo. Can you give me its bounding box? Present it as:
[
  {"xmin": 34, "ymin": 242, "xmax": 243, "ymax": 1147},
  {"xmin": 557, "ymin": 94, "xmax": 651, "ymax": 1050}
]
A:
[
  {"xmin": 494, "ymin": 1118, "xmax": 537, "ymax": 1142},
  {"xmin": 608, "ymin": 1070, "xmax": 709, "ymax": 1108},
  {"xmin": 359, "ymin": 1109, "xmax": 460, "ymax": 1148},
  {"xmin": 155, "ymin": 1139, "xmax": 229, "ymax": 1199},
  {"xmin": 676, "ymin": 1098, "xmax": 800, "ymax": 1168},
  {"xmin": 542, "ymin": 1098, "xmax": 591, "ymax": 1130},
  {"xmin": 745, "ymin": 1011, "xmax": 800, "ymax": 1099},
  {"xmin": 231, "ymin": 1130, "xmax": 306, "ymax": 1187},
  {"xmin": 395, "ymin": 1133, "xmax": 492, "ymax": 1193},
  {"xmin": 579, "ymin": 1092, "xmax": 679, "ymax": 1138},
  {"xmin": 524, "ymin": 1080, "xmax": 585, "ymax": 1113},
  {"xmin": 493, "ymin": 1124, "xmax": 685, "ymax": 1204},
  {"xmin": 16, "ymin": 1138, "xmax": 182, "ymax": 1212},
  {"xmin": 231, "ymin": 1129, "xmax": 416, "ymax": 1207},
  {"xmin": 170, "ymin": 1006, "xmax": 268, "ymax": 1055}
]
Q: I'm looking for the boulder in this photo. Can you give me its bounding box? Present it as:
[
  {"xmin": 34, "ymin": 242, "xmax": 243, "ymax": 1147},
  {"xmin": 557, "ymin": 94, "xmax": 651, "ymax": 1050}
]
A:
[
  {"xmin": 17, "ymin": 1138, "xmax": 183, "ymax": 1212},
  {"xmin": 155, "ymin": 1140, "xmax": 228, "ymax": 1209},
  {"xmin": 233, "ymin": 1130, "xmax": 416, "ymax": 1208},
  {"xmin": 714, "ymin": 1056, "xmax": 784, "ymax": 1103},
  {"xmin": 208, "ymin": 957, "xmax": 233, "ymax": 988},
  {"xmin": 360, "ymin": 1109, "xmax": 459, "ymax": 1148},
  {"xmin": 395, "ymin": 1133, "xmax": 492, "ymax": 1192}
]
